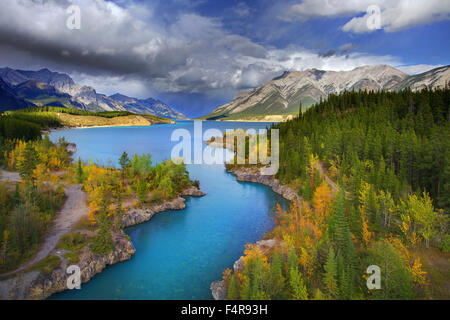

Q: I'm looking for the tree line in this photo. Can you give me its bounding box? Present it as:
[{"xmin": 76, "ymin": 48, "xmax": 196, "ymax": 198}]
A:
[{"xmin": 222, "ymin": 88, "xmax": 449, "ymax": 300}]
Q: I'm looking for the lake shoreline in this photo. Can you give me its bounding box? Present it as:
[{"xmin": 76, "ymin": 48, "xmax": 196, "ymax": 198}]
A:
[
  {"xmin": 43, "ymin": 122, "xmax": 172, "ymax": 133},
  {"xmin": 210, "ymin": 166, "xmax": 300, "ymax": 300},
  {"xmin": 40, "ymin": 114, "xmax": 178, "ymax": 134},
  {"xmin": 0, "ymin": 186, "xmax": 205, "ymax": 300},
  {"xmin": 18, "ymin": 121, "xmax": 282, "ymax": 299}
]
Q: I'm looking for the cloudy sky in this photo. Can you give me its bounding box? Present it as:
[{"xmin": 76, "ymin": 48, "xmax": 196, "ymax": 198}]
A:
[{"xmin": 0, "ymin": 0, "xmax": 449, "ymax": 117}]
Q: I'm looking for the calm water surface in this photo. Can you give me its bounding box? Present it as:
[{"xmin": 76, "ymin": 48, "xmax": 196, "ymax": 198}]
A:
[{"xmin": 49, "ymin": 121, "xmax": 288, "ymax": 299}]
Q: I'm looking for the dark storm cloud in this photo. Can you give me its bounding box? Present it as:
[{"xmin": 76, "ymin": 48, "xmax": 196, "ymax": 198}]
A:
[
  {"xmin": 0, "ymin": 29, "xmax": 187, "ymax": 77},
  {"xmin": 0, "ymin": 0, "xmax": 405, "ymax": 98}
]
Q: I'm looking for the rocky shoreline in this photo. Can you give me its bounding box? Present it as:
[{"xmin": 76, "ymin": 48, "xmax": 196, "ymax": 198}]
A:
[
  {"xmin": 227, "ymin": 166, "xmax": 300, "ymax": 203},
  {"xmin": 123, "ymin": 186, "xmax": 206, "ymax": 227},
  {"xmin": 210, "ymin": 238, "xmax": 280, "ymax": 300},
  {"xmin": 0, "ymin": 186, "xmax": 205, "ymax": 300},
  {"xmin": 25, "ymin": 232, "xmax": 135, "ymax": 300},
  {"xmin": 210, "ymin": 165, "xmax": 298, "ymax": 300}
]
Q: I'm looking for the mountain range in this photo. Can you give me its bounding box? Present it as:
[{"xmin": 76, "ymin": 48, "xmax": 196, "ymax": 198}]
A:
[
  {"xmin": 202, "ymin": 65, "xmax": 450, "ymax": 121},
  {"xmin": 0, "ymin": 67, "xmax": 188, "ymax": 119},
  {"xmin": 0, "ymin": 78, "xmax": 36, "ymax": 112}
]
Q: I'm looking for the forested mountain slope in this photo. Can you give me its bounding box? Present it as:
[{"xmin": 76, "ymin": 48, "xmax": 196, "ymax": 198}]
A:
[
  {"xmin": 203, "ymin": 65, "xmax": 449, "ymax": 121},
  {"xmin": 222, "ymin": 88, "xmax": 449, "ymax": 300}
]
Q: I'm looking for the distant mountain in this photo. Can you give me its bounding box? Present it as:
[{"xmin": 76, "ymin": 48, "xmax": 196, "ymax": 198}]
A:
[
  {"xmin": 108, "ymin": 93, "xmax": 187, "ymax": 119},
  {"xmin": 11, "ymin": 68, "xmax": 75, "ymax": 88},
  {"xmin": 393, "ymin": 65, "xmax": 450, "ymax": 91},
  {"xmin": 14, "ymin": 79, "xmax": 71, "ymax": 100},
  {"xmin": 0, "ymin": 67, "xmax": 30, "ymax": 85},
  {"xmin": 0, "ymin": 67, "xmax": 188, "ymax": 119},
  {"xmin": 0, "ymin": 78, "xmax": 36, "ymax": 112},
  {"xmin": 202, "ymin": 65, "xmax": 449, "ymax": 121}
]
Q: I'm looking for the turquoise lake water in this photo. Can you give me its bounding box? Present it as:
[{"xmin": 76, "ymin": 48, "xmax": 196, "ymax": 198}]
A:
[{"xmin": 48, "ymin": 120, "xmax": 288, "ymax": 300}]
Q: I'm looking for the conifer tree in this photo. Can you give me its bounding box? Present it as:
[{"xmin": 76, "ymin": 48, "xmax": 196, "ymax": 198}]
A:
[
  {"xmin": 76, "ymin": 157, "xmax": 84, "ymax": 183},
  {"xmin": 303, "ymin": 175, "xmax": 312, "ymax": 201},
  {"xmin": 269, "ymin": 250, "xmax": 285, "ymax": 298},
  {"xmin": 323, "ymin": 247, "xmax": 338, "ymax": 299},
  {"xmin": 289, "ymin": 267, "xmax": 308, "ymax": 300},
  {"xmin": 90, "ymin": 212, "xmax": 114, "ymax": 255},
  {"xmin": 227, "ymin": 274, "xmax": 239, "ymax": 300},
  {"xmin": 136, "ymin": 179, "xmax": 148, "ymax": 203},
  {"xmin": 119, "ymin": 151, "xmax": 130, "ymax": 183},
  {"xmin": 17, "ymin": 142, "xmax": 39, "ymax": 181}
]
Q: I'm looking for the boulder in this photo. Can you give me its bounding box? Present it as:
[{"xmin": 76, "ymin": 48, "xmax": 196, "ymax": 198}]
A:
[
  {"xmin": 66, "ymin": 143, "xmax": 77, "ymax": 154},
  {"xmin": 211, "ymin": 280, "xmax": 227, "ymax": 300},
  {"xmin": 180, "ymin": 186, "xmax": 206, "ymax": 197}
]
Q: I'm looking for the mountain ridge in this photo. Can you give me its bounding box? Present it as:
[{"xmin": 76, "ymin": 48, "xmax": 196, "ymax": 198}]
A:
[
  {"xmin": 0, "ymin": 67, "xmax": 188, "ymax": 119},
  {"xmin": 202, "ymin": 64, "xmax": 449, "ymax": 121},
  {"xmin": 0, "ymin": 78, "xmax": 36, "ymax": 112}
]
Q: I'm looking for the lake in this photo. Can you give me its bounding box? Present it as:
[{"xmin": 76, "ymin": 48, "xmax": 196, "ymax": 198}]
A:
[{"xmin": 48, "ymin": 120, "xmax": 288, "ymax": 299}]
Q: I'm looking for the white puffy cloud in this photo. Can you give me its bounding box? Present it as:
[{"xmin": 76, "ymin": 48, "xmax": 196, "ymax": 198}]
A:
[{"xmin": 285, "ymin": 0, "xmax": 450, "ymax": 33}]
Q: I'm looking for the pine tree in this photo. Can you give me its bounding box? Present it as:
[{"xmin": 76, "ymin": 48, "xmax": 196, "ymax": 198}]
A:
[
  {"xmin": 269, "ymin": 250, "xmax": 285, "ymax": 298},
  {"xmin": 287, "ymin": 247, "xmax": 297, "ymax": 271},
  {"xmin": 119, "ymin": 151, "xmax": 130, "ymax": 183},
  {"xmin": 90, "ymin": 212, "xmax": 114, "ymax": 255},
  {"xmin": 289, "ymin": 267, "xmax": 308, "ymax": 299},
  {"xmin": 136, "ymin": 179, "xmax": 148, "ymax": 203},
  {"xmin": 12, "ymin": 183, "xmax": 20, "ymax": 206},
  {"xmin": 17, "ymin": 142, "xmax": 39, "ymax": 181},
  {"xmin": 323, "ymin": 247, "xmax": 338, "ymax": 299},
  {"xmin": 332, "ymin": 191, "xmax": 357, "ymax": 298},
  {"xmin": 303, "ymin": 175, "xmax": 312, "ymax": 201},
  {"xmin": 240, "ymin": 275, "xmax": 252, "ymax": 300},
  {"xmin": 313, "ymin": 288, "xmax": 326, "ymax": 300},
  {"xmin": 76, "ymin": 157, "xmax": 84, "ymax": 183},
  {"xmin": 227, "ymin": 274, "xmax": 239, "ymax": 300},
  {"xmin": 249, "ymin": 256, "xmax": 268, "ymax": 299}
]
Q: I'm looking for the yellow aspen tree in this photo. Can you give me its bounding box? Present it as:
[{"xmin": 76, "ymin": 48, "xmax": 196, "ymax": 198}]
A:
[
  {"xmin": 359, "ymin": 182, "xmax": 373, "ymax": 247},
  {"xmin": 222, "ymin": 268, "xmax": 232, "ymax": 283},
  {"xmin": 313, "ymin": 182, "xmax": 332, "ymax": 225},
  {"xmin": 361, "ymin": 213, "xmax": 371, "ymax": 247},
  {"xmin": 410, "ymin": 257, "xmax": 428, "ymax": 287}
]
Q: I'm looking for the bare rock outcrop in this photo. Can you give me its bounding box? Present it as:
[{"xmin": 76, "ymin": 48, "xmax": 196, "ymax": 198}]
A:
[
  {"xmin": 26, "ymin": 232, "xmax": 135, "ymax": 300},
  {"xmin": 228, "ymin": 166, "xmax": 301, "ymax": 203},
  {"xmin": 0, "ymin": 232, "xmax": 135, "ymax": 300},
  {"xmin": 180, "ymin": 186, "xmax": 206, "ymax": 197},
  {"xmin": 211, "ymin": 280, "xmax": 227, "ymax": 300},
  {"xmin": 122, "ymin": 186, "xmax": 205, "ymax": 227},
  {"xmin": 66, "ymin": 143, "xmax": 77, "ymax": 154},
  {"xmin": 122, "ymin": 197, "xmax": 187, "ymax": 227}
]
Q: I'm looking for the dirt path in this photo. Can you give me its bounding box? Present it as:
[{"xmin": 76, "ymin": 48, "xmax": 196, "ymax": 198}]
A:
[
  {"xmin": 0, "ymin": 170, "xmax": 21, "ymax": 183},
  {"xmin": 1, "ymin": 184, "xmax": 89, "ymax": 276},
  {"xmin": 317, "ymin": 162, "xmax": 339, "ymax": 193}
]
